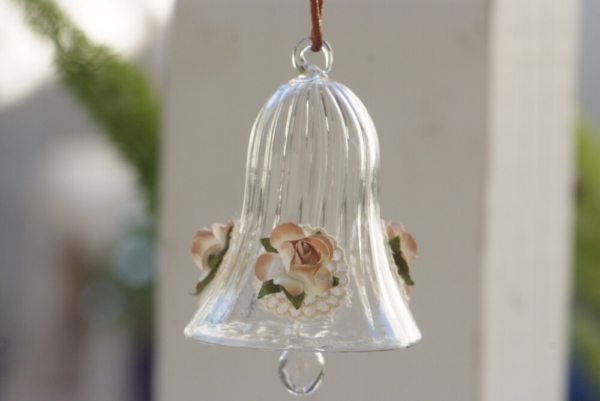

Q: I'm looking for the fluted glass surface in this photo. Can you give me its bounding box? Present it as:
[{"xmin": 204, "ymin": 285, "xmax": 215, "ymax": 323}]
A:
[{"xmin": 185, "ymin": 39, "xmax": 421, "ymax": 352}]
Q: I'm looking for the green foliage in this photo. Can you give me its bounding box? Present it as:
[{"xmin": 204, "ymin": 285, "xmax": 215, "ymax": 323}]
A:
[
  {"xmin": 389, "ymin": 236, "xmax": 415, "ymax": 286},
  {"xmin": 15, "ymin": 0, "xmax": 160, "ymax": 210},
  {"xmin": 575, "ymin": 122, "xmax": 600, "ymax": 314},
  {"xmin": 260, "ymin": 237, "xmax": 279, "ymax": 253},
  {"xmin": 282, "ymin": 287, "xmax": 305, "ymax": 310},
  {"xmin": 14, "ymin": 0, "xmax": 161, "ymax": 343},
  {"xmin": 257, "ymin": 280, "xmax": 305, "ymax": 309},
  {"xmin": 257, "ymin": 280, "xmax": 282, "ymax": 299},
  {"xmin": 193, "ymin": 268, "xmax": 218, "ymax": 296},
  {"xmin": 192, "ymin": 241, "xmax": 230, "ymax": 296},
  {"xmin": 574, "ymin": 120, "xmax": 600, "ymax": 394}
]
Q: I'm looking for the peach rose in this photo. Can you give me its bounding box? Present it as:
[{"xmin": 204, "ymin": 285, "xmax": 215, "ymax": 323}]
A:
[
  {"xmin": 386, "ymin": 221, "xmax": 418, "ymax": 293},
  {"xmin": 191, "ymin": 221, "xmax": 234, "ymax": 281},
  {"xmin": 255, "ymin": 222, "xmax": 334, "ymax": 296},
  {"xmin": 386, "ymin": 221, "xmax": 418, "ymax": 263}
]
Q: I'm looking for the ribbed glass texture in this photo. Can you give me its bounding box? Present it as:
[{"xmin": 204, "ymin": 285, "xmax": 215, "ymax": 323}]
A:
[{"xmin": 185, "ymin": 40, "xmax": 421, "ymax": 352}]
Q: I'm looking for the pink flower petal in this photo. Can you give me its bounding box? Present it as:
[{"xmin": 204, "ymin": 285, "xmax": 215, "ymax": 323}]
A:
[
  {"xmin": 385, "ymin": 221, "xmax": 404, "ymax": 238},
  {"xmin": 191, "ymin": 230, "xmax": 221, "ymax": 271},
  {"xmin": 310, "ymin": 234, "xmax": 334, "ymax": 258},
  {"xmin": 304, "ymin": 235, "xmax": 331, "ymax": 264},
  {"xmin": 273, "ymin": 275, "xmax": 305, "ymax": 297},
  {"xmin": 278, "ymin": 241, "xmax": 296, "ymax": 272},
  {"xmin": 198, "ymin": 269, "xmax": 211, "ymax": 282},
  {"xmin": 290, "ymin": 261, "xmax": 322, "ymax": 276},
  {"xmin": 400, "ymin": 231, "xmax": 419, "ymax": 262},
  {"xmin": 270, "ymin": 222, "xmax": 306, "ymax": 250},
  {"xmin": 300, "ymin": 266, "xmax": 333, "ymax": 295},
  {"xmin": 212, "ymin": 221, "xmax": 233, "ymax": 246},
  {"xmin": 315, "ymin": 265, "xmax": 334, "ymax": 289},
  {"xmin": 254, "ymin": 253, "xmax": 285, "ymax": 282},
  {"xmin": 287, "ymin": 267, "xmax": 318, "ymax": 288}
]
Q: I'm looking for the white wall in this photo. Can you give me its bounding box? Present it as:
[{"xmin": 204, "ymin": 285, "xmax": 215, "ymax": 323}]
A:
[
  {"xmin": 157, "ymin": 1, "xmax": 578, "ymax": 400},
  {"xmin": 481, "ymin": 1, "xmax": 578, "ymax": 399}
]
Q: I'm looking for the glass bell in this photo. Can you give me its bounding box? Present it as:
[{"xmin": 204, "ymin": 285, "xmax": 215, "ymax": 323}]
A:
[{"xmin": 185, "ymin": 38, "xmax": 421, "ymax": 394}]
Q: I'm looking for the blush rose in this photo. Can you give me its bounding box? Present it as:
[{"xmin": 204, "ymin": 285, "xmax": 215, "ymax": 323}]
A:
[{"xmin": 255, "ymin": 222, "xmax": 334, "ymax": 296}]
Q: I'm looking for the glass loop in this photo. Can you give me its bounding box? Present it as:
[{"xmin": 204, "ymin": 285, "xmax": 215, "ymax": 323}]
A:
[{"xmin": 292, "ymin": 37, "xmax": 333, "ymax": 76}]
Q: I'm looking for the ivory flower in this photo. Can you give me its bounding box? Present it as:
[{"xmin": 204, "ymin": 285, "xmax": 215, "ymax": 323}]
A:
[
  {"xmin": 191, "ymin": 221, "xmax": 234, "ymax": 281},
  {"xmin": 386, "ymin": 221, "xmax": 418, "ymax": 263},
  {"xmin": 255, "ymin": 222, "xmax": 334, "ymax": 297},
  {"xmin": 385, "ymin": 221, "xmax": 418, "ymax": 292}
]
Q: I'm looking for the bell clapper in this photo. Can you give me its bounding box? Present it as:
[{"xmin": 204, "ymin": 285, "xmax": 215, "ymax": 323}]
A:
[{"xmin": 278, "ymin": 351, "xmax": 325, "ymax": 396}]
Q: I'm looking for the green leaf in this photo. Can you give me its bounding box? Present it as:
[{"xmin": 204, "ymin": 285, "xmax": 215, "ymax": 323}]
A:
[
  {"xmin": 207, "ymin": 253, "xmax": 221, "ymax": 270},
  {"xmin": 332, "ymin": 276, "xmax": 340, "ymax": 287},
  {"xmin": 388, "ymin": 235, "xmax": 401, "ymax": 253},
  {"xmin": 389, "ymin": 236, "xmax": 415, "ymax": 286},
  {"xmin": 282, "ymin": 288, "xmax": 306, "ymax": 310},
  {"xmin": 191, "ymin": 268, "xmax": 218, "ymax": 296},
  {"xmin": 258, "ymin": 280, "xmax": 283, "ymax": 299},
  {"xmin": 260, "ymin": 238, "xmax": 278, "ymax": 253},
  {"xmin": 315, "ymin": 230, "xmax": 323, "ymax": 234},
  {"xmin": 16, "ymin": 0, "xmax": 161, "ymax": 211}
]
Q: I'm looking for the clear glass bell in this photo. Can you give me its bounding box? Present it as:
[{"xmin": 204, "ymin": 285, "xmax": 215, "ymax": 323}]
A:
[{"xmin": 185, "ymin": 38, "xmax": 421, "ymax": 353}]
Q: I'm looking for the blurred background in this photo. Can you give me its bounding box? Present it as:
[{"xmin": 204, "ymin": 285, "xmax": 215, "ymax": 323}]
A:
[
  {"xmin": 0, "ymin": 0, "xmax": 170, "ymax": 399},
  {"xmin": 0, "ymin": 0, "xmax": 597, "ymax": 400}
]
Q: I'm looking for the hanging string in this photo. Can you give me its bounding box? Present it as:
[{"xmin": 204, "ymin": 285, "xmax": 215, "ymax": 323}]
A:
[{"xmin": 310, "ymin": 0, "xmax": 324, "ymax": 52}]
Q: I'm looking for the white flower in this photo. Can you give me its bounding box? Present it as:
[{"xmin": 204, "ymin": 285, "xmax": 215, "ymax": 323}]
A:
[
  {"xmin": 255, "ymin": 222, "xmax": 335, "ymax": 296},
  {"xmin": 191, "ymin": 221, "xmax": 233, "ymax": 281},
  {"xmin": 386, "ymin": 221, "xmax": 418, "ymax": 263},
  {"xmin": 385, "ymin": 221, "xmax": 419, "ymax": 294}
]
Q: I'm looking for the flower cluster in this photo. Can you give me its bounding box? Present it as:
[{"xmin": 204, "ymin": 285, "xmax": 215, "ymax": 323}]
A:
[
  {"xmin": 190, "ymin": 221, "xmax": 234, "ymax": 295},
  {"xmin": 190, "ymin": 220, "xmax": 418, "ymax": 304},
  {"xmin": 254, "ymin": 222, "xmax": 339, "ymax": 309},
  {"xmin": 385, "ymin": 221, "xmax": 419, "ymax": 293}
]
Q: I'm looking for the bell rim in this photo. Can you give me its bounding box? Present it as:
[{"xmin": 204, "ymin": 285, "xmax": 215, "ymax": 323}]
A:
[{"xmin": 184, "ymin": 323, "xmax": 422, "ymax": 353}]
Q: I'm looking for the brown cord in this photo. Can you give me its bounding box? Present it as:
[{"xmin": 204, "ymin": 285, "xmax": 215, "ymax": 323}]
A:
[{"xmin": 310, "ymin": 0, "xmax": 324, "ymax": 52}]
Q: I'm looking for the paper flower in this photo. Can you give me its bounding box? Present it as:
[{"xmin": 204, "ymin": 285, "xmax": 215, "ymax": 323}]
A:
[
  {"xmin": 255, "ymin": 222, "xmax": 338, "ymax": 309},
  {"xmin": 191, "ymin": 221, "xmax": 234, "ymax": 295},
  {"xmin": 385, "ymin": 221, "xmax": 419, "ymax": 292}
]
